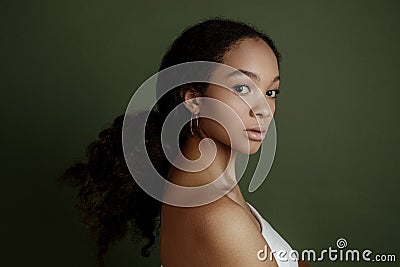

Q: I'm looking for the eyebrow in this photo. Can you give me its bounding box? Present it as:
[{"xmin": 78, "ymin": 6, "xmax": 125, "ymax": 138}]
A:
[{"xmin": 226, "ymin": 69, "xmax": 280, "ymax": 83}]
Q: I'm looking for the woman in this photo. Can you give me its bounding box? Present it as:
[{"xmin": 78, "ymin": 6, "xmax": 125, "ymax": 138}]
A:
[{"xmin": 62, "ymin": 18, "xmax": 308, "ymax": 267}]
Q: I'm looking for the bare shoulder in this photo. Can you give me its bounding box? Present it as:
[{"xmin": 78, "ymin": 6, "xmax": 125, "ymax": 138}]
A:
[
  {"xmin": 191, "ymin": 196, "xmax": 251, "ymax": 234},
  {"xmin": 190, "ymin": 197, "xmax": 278, "ymax": 267}
]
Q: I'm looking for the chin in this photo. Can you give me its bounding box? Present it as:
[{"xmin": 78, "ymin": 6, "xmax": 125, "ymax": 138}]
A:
[{"xmin": 232, "ymin": 141, "xmax": 262, "ymax": 155}]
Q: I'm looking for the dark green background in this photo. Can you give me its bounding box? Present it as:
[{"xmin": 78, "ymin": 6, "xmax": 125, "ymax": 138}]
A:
[{"xmin": 1, "ymin": 0, "xmax": 399, "ymax": 266}]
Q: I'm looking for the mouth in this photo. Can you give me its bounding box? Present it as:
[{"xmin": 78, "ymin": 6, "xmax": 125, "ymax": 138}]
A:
[{"xmin": 244, "ymin": 127, "xmax": 266, "ymax": 141}]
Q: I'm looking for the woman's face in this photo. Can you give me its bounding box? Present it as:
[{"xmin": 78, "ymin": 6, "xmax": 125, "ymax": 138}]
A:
[{"xmin": 199, "ymin": 38, "xmax": 280, "ymax": 154}]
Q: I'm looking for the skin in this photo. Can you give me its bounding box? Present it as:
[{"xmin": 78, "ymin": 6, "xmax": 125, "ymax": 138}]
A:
[{"xmin": 160, "ymin": 38, "xmax": 308, "ymax": 266}]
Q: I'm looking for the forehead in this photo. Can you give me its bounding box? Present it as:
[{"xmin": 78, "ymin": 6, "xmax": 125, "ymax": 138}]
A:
[{"xmin": 222, "ymin": 38, "xmax": 279, "ymax": 82}]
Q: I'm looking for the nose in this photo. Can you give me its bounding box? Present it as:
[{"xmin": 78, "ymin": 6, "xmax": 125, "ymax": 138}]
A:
[{"xmin": 249, "ymin": 100, "xmax": 271, "ymax": 122}]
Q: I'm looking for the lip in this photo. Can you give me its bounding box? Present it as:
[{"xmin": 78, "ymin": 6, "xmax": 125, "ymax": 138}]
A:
[{"xmin": 243, "ymin": 126, "xmax": 267, "ymax": 141}]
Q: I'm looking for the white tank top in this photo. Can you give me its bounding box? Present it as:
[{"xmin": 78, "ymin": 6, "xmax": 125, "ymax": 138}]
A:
[
  {"xmin": 246, "ymin": 201, "xmax": 299, "ymax": 267},
  {"xmin": 161, "ymin": 201, "xmax": 299, "ymax": 267}
]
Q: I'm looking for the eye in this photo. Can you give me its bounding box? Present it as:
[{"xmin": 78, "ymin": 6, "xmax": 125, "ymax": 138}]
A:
[
  {"xmin": 266, "ymin": 89, "xmax": 280, "ymax": 98},
  {"xmin": 232, "ymin": 84, "xmax": 251, "ymax": 94}
]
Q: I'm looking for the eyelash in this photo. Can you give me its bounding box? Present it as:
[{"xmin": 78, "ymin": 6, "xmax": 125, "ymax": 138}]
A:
[
  {"xmin": 232, "ymin": 84, "xmax": 280, "ymax": 98},
  {"xmin": 266, "ymin": 89, "xmax": 280, "ymax": 98}
]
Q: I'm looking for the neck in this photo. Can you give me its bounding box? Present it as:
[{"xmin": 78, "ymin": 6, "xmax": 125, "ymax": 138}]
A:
[
  {"xmin": 168, "ymin": 134, "xmax": 238, "ymax": 188},
  {"xmin": 166, "ymin": 134, "xmax": 250, "ymax": 209}
]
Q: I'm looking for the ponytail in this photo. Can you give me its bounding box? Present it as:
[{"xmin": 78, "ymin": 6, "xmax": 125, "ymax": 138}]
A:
[{"xmin": 61, "ymin": 109, "xmax": 166, "ymax": 267}]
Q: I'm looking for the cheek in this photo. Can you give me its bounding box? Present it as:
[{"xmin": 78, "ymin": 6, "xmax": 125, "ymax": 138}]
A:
[
  {"xmin": 269, "ymin": 100, "xmax": 276, "ymax": 114},
  {"xmin": 199, "ymin": 98, "xmax": 259, "ymax": 153},
  {"xmin": 201, "ymin": 96, "xmax": 246, "ymax": 136},
  {"xmin": 200, "ymin": 118, "xmax": 260, "ymax": 154},
  {"xmin": 202, "ymin": 91, "xmax": 248, "ymax": 125}
]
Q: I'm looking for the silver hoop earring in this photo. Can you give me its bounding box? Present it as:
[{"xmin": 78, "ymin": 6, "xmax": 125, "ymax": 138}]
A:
[{"xmin": 190, "ymin": 113, "xmax": 199, "ymax": 135}]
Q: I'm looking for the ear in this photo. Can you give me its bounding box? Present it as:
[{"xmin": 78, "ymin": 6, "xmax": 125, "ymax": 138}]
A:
[{"xmin": 180, "ymin": 87, "xmax": 201, "ymax": 114}]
